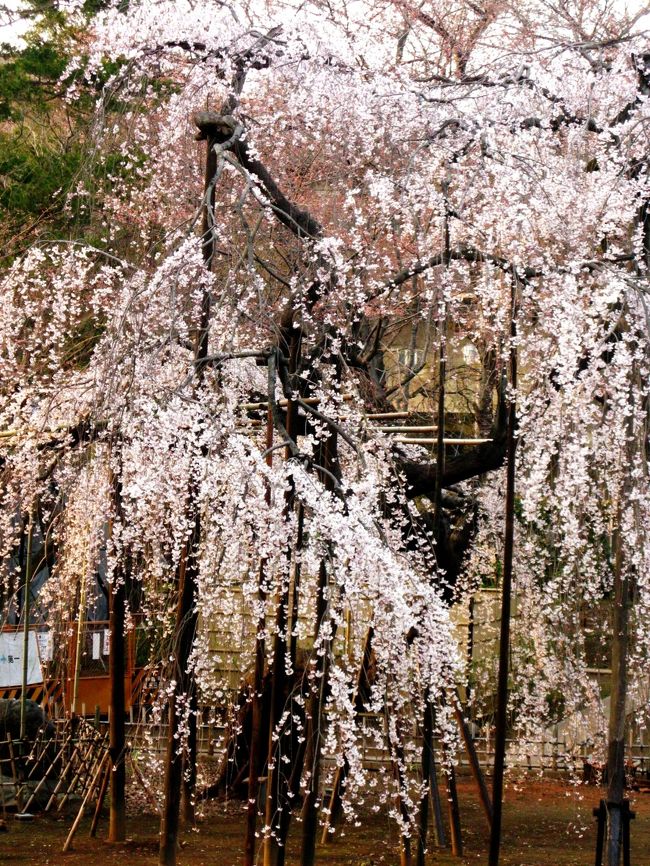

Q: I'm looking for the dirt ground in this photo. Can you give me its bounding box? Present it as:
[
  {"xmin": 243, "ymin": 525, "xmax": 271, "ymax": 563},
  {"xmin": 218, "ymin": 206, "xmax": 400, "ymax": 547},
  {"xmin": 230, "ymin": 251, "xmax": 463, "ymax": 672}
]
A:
[{"xmin": 2, "ymin": 777, "xmax": 649, "ymax": 866}]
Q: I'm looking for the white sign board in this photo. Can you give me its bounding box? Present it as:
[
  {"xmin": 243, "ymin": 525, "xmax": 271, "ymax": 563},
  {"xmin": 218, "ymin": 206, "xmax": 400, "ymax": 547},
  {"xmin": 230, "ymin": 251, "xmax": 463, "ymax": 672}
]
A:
[
  {"xmin": 36, "ymin": 630, "xmax": 53, "ymax": 663},
  {"xmin": 0, "ymin": 631, "xmax": 43, "ymax": 688}
]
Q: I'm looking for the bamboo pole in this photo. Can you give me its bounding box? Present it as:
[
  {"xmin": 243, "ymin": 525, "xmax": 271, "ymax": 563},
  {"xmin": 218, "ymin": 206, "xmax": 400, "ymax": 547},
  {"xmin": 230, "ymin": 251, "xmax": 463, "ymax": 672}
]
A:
[
  {"xmin": 22, "ymin": 731, "xmax": 73, "ymax": 812},
  {"xmin": 63, "ymin": 752, "xmax": 110, "ymax": 852},
  {"xmin": 57, "ymin": 733, "xmax": 106, "ymax": 811},
  {"xmin": 20, "ymin": 509, "xmax": 34, "ymax": 742},
  {"xmin": 89, "ymin": 756, "xmax": 111, "ymax": 837},
  {"xmin": 377, "ymin": 425, "xmax": 439, "ymax": 432},
  {"xmin": 393, "ymin": 437, "xmax": 491, "ymax": 445},
  {"xmin": 71, "ymin": 552, "xmax": 89, "ymax": 717}
]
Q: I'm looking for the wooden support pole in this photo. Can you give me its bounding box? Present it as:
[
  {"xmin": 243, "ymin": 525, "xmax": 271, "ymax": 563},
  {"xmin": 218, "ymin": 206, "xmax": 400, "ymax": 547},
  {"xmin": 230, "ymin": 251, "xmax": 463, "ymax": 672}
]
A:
[
  {"xmin": 320, "ymin": 627, "xmax": 374, "ymax": 844},
  {"xmin": 6, "ymin": 735, "xmax": 19, "ymax": 808},
  {"xmin": 417, "ymin": 700, "xmax": 434, "ymax": 866},
  {"xmin": 428, "ymin": 731, "xmax": 446, "ymax": 848},
  {"xmin": 594, "ymin": 799, "xmax": 607, "ymax": 866},
  {"xmin": 394, "ymin": 727, "xmax": 413, "ymax": 866},
  {"xmin": 299, "ymin": 422, "xmax": 339, "ymax": 866},
  {"xmin": 299, "ymin": 559, "xmax": 332, "ymax": 866},
  {"xmin": 454, "ymin": 699, "xmax": 492, "ymax": 829},
  {"xmin": 20, "ymin": 509, "xmax": 34, "ymax": 743},
  {"xmin": 606, "ymin": 499, "xmax": 631, "ymax": 866},
  {"xmin": 159, "ymin": 540, "xmax": 199, "ymax": 866},
  {"xmin": 108, "ymin": 543, "xmax": 126, "ymax": 842},
  {"xmin": 417, "ymin": 291, "xmax": 447, "ymax": 866},
  {"xmin": 244, "ymin": 406, "xmax": 272, "ymax": 866},
  {"xmin": 48, "ymin": 735, "xmax": 96, "ymax": 812},
  {"xmin": 445, "ymin": 763, "xmax": 463, "ymax": 857},
  {"xmin": 488, "ymin": 273, "xmax": 518, "ymax": 866}
]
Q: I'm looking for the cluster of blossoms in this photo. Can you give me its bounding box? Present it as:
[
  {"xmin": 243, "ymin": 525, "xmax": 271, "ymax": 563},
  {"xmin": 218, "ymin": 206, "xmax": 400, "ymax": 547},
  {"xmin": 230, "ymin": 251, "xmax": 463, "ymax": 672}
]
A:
[{"xmin": 1, "ymin": 0, "xmax": 649, "ymax": 843}]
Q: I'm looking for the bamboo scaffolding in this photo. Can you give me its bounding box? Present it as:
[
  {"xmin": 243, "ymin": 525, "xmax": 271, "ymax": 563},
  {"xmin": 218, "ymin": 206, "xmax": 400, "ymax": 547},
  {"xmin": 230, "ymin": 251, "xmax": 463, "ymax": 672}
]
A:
[
  {"xmin": 22, "ymin": 731, "xmax": 74, "ymax": 812},
  {"xmin": 63, "ymin": 751, "xmax": 110, "ymax": 852}
]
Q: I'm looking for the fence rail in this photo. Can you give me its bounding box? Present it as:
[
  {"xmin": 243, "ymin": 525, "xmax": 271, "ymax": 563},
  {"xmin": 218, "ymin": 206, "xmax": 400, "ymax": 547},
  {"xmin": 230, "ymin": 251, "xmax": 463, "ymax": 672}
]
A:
[{"xmin": 2, "ymin": 714, "xmax": 649, "ymax": 810}]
